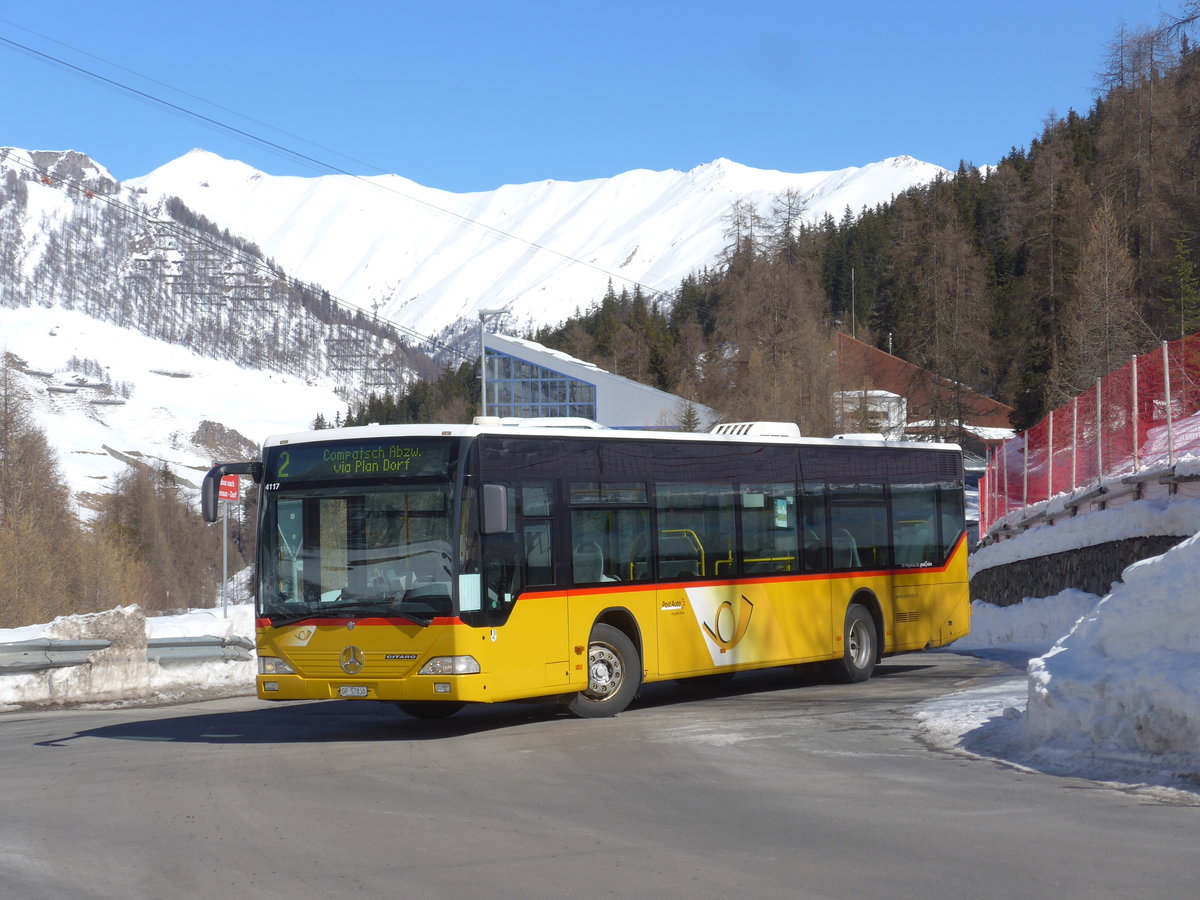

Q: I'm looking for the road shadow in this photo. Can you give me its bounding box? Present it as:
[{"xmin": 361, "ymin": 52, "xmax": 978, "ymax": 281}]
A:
[
  {"xmin": 632, "ymin": 658, "xmax": 937, "ymax": 710},
  {"xmin": 35, "ymin": 697, "xmax": 567, "ymax": 746},
  {"xmin": 35, "ymin": 655, "xmax": 944, "ymax": 747}
]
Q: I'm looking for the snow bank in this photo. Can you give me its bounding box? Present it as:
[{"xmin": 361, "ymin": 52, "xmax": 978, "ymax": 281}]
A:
[
  {"xmin": 1026, "ymin": 532, "xmax": 1200, "ymax": 756},
  {"xmin": 0, "ymin": 603, "xmax": 255, "ymax": 710},
  {"xmin": 921, "ymin": 519, "xmax": 1200, "ymax": 791},
  {"xmin": 953, "ymin": 590, "xmax": 1099, "ymax": 654},
  {"xmin": 143, "ymin": 603, "xmax": 255, "ymax": 642}
]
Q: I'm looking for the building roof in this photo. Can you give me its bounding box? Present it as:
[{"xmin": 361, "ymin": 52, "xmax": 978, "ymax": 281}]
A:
[{"xmin": 834, "ymin": 332, "xmax": 1013, "ymax": 431}]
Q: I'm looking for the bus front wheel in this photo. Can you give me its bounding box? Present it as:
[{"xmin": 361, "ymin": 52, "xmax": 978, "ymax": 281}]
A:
[
  {"xmin": 566, "ymin": 623, "xmax": 641, "ymax": 718},
  {"xmin": 828, "ymin": 603, "xmax": 877, "ymax": 683}
]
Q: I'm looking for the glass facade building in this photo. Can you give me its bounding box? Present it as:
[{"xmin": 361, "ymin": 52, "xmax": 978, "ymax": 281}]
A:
[
  {"xmin": 481, "ymin": 331, "xmax": 715, "ymax": 429},
  {"xmin": 484, "ymin": 349, "xmax": 597, "ymax": 420}
]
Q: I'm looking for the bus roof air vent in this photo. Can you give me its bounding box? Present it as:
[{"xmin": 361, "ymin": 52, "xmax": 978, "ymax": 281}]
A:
[{"xmin": 711, "ymin": 422, "xmax": 802, "ymax": 438}]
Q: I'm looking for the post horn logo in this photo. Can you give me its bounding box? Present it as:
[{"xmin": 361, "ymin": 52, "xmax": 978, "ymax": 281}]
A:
[
  {"xmin": 340, "ymin": 645, "xmax": 365, "ymax": 675},
  {"xmin": 702, "ymin": 594, "xmax": 754, "ymax": 653}
]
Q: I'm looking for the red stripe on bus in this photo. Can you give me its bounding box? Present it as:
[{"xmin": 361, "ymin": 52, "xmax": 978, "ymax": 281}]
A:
[{"xmin": 257, "ymin": 615, "xmax": 463, "ymax": 628}]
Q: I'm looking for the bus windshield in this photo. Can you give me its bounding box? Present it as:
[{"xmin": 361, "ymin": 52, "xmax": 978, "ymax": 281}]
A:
[{"xmin": 260, "ymin": 484, "xmax": 456, "ymax": 627}]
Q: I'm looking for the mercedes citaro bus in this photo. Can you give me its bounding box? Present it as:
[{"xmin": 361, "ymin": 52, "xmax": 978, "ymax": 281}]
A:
[{"xmin": 202, "ymin": 418, "xmax": 969, "ymax": 718}]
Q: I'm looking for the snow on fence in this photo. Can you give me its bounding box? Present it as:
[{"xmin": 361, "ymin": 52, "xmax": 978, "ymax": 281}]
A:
[{"xmin": 981, "ymin": 335, "xmax": 1200, "ymax": 537}]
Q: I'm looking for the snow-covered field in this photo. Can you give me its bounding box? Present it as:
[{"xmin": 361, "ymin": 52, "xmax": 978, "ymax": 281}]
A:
[
  {"xmin": 3, "ymin": 498, "xmax": 1198, "ymax": 798},
  {"xmin": 1, "ymin": 306, "xmax": 343, "ymax": 501}
]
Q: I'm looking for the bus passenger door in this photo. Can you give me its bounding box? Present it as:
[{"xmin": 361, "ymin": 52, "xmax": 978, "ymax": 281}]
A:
[
  {"xmin": 653, "ymin": 484, "xmax": 739, "ymax": 677},
  {"xmin": 654, "ymin": 527, "xmax": 728, "ymax": 677},
  {"xmin": 792, "ymin": 483, "xmax": 835, "ymax": 662},
  {"xmin": 479, "ymin": 482, "xmax": 572, "ymax": 696}
]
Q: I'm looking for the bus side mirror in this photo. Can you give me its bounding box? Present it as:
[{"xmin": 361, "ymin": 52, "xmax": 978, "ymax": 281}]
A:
[
  {"xmin": 201, "ymin": 462, "xmax": 263, "ymax": 524},
  {"xmin": 481, "ymin": 484, "xmax": 509, "ymax": 535}
]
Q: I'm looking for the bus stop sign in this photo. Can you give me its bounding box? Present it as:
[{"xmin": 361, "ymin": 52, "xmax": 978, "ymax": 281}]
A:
[{"xmin": 218, "ymin": 474, "xmax": 240, "ymax": 502}]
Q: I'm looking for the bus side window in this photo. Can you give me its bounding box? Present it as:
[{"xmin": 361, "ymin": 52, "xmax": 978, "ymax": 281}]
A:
[
  {"xmin": 739, "ymin": 483, "xmax": 798, "ymax": 574},
  {"xmin": 938, "ymin": 483, "xmax": 966, "ymax": 560},
  {"xmin": 569, "ymin": 507, "xmax": 651, "ymax": 584},
  {"xmin": 829, "ymin": 484, "xmax": 888, "ymax": 570},
  {"xmin": 658, "ymin": 532, "xmax": 700, "ymax": 578},
  {"xmin": 522, "ymin": 483, "xmax": 555, "ymax": 586},
  {"xmin": 655, "ymin": 483, "xmax": 735, "ymax": 578},
  {"xmin": 891, "ymin": 484, "xmax": 939, "ymax": 567},
  {"xmin": 800, "ymin": 484, "xmax": 828, "ymax": 572},
  {"xmin": 568, "ymin": 482, "xmax": 651, "ymax": 585}
]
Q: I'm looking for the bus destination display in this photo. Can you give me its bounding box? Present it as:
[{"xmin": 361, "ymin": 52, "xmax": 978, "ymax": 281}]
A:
[{"xmin": 266, "ymin": 439, "xmax": 452, "ymax": 482}]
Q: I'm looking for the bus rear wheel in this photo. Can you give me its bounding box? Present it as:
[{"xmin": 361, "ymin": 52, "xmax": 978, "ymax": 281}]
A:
[
  {"xmin": 396, "ymin": 701, "xmax": 465, "ymax": 719},
  {"xmin": 828, "ymin": 602, "xmax": 877, "ymax": 683},
  {"xmin": 566, "ymin": 623, "xmax": 641, "ymax": 718}
]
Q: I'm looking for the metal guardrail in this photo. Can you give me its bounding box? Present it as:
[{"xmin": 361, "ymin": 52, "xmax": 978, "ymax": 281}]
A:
[
  {"xmin": 0, "ymin": 635, "xmax": 254, "ymax": 674},
  {"xmin": 0, "ymin": 638, "xmax": 111, "ymax": 672},
  {"xmin": 147, "ymin": 635, "xmax": 255, "ymax": 664},
  {"xmin": 980, "ymin": 461, "xmax": 1200, "ymax": 546}
]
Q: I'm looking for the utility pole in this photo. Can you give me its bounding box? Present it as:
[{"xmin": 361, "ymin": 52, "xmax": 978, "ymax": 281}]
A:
[{"xmin": 851, "ymin": 267, "xmax": 856, "ymax": 338}]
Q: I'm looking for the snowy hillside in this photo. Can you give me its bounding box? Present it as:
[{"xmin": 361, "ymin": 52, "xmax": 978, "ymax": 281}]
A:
[
  {"xmin": 0, "ymin": 147, "xmax": 430, "ymax": 397},
  {"xmin": 127, "ymin": 150, "xmax": 946, "ymax": 340},
  {"xmin": 1, "ymin": 307, "xmax": 341, "ymax": 504}
]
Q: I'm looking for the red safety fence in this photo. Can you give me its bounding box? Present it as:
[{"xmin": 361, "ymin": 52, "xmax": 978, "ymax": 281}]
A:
[{"xmin": 980, "ymin": 334, "xmax": 1200, "ymax": 534}]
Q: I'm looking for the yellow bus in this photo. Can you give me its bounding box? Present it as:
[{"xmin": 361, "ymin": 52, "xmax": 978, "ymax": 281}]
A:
[{"xmin": 202, "ymin": 420, "xmax": 969, "ymax": 718}]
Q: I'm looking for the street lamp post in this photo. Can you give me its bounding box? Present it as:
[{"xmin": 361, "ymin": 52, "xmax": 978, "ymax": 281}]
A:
[{"xmin": 478, "ymin": 307, "xmax": 507, "ymax": 417}]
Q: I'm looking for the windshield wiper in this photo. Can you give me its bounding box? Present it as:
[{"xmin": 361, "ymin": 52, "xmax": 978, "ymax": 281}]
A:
[
  {"xmin": 264, "ymin": 598, "xmax": 433, "ymax": 628},
  {"xmin": 329, "ymin": 599, "xmax": 434, "ymax": 626}
]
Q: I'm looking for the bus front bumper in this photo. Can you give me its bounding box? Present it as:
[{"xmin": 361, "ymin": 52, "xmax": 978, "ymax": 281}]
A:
[{"xmin": 256, "ymin": 674, "xmax": 487, "ymax": 702}]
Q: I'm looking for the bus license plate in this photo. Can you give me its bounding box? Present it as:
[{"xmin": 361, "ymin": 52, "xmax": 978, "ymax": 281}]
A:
[{"xmin": 339, "ymin": 685, "xmax": 369, "ymax": 698}]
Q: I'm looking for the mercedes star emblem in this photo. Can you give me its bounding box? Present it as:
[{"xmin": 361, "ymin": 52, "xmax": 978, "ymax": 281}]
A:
[{"xmin": 340, "ymin": 645, "xmax": 365, "ymax": 675}]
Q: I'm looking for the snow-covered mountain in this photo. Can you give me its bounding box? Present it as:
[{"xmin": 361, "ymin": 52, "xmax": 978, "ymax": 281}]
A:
[
  {"xmin": 128, "ymin": 150, "xmax": 947, "ymax": 341},
  {"xmin": 2, "ymin": 145, "xmax": 945, "ymax": 501},
  {"xmin": 0, "ymin": 146, "xmax": 435, "ymax": 504}
]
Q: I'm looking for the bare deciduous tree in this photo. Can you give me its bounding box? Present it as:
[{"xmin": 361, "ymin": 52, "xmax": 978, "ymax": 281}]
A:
[{"xmin": 1048, "ymin": 197, "xmax": 1154, "ymax": 403}]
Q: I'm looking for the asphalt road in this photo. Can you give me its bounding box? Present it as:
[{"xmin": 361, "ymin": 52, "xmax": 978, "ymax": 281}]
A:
[{"xmin": 2, "ymin": 653, "xmax": 1198, "ymax": 900}]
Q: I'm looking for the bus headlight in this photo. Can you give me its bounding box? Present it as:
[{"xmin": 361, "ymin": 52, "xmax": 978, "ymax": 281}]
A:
[
  {"xmin": 259, "ymin": 656, "xmax": 295, "ymax": 675},
  {"xmin": 419, "ymin": 656, "xmax": 481, "ymax": 675}
]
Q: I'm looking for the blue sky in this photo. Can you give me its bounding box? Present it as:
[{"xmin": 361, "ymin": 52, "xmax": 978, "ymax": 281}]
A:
[{"xmin": 0, "ymin": 1, "xmax": 1172, "ymax": 191}]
